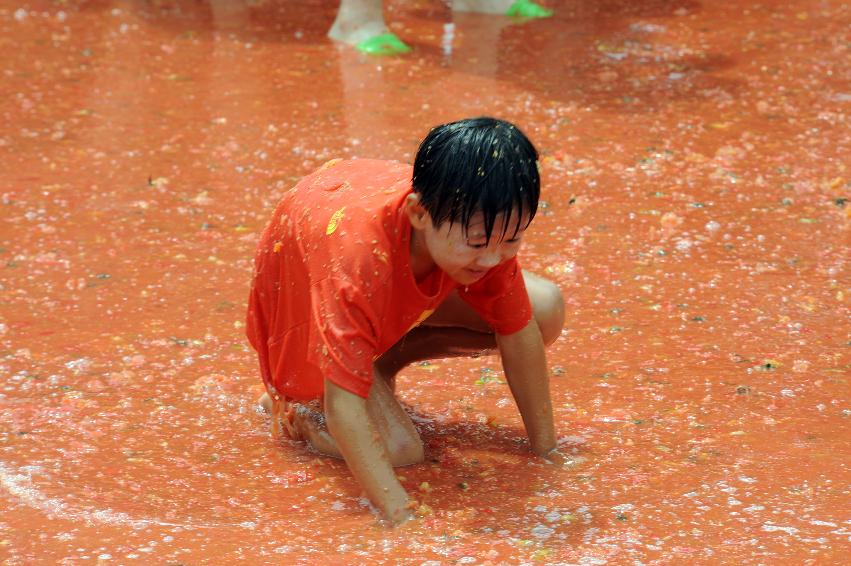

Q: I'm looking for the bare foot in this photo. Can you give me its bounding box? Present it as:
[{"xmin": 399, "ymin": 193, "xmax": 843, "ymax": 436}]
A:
[
  {"xmin": 291, "ymin": 405, "xmax": 344, "ymax": 459},
  {"xmin": 260, "ymin": 392, "xmax": 343, "ymax": 456},
  {"xmin": 328, "ymin": 0, "xmax": 389, "ymax": 45},
  {"xmin": 453, "ymin": 0, "xmax": 553, "ymax": 18},
  {"xmin": 258, "ymin": 392, "xmax": 273, "ymax": 413}
]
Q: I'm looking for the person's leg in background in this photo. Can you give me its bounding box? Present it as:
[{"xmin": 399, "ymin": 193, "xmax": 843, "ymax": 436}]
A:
[{"xmin": 328, "ymin": 0, "xmax": 411, "ymax": 54}]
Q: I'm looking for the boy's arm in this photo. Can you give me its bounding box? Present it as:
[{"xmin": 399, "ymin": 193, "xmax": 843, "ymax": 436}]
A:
[
  {"xmin": 323, "ymin": 378, "xmax": 412, "ymax": 524},
  {"xmin": 496, "ymin": 319, "xmax": 558, "ymax": 457}
]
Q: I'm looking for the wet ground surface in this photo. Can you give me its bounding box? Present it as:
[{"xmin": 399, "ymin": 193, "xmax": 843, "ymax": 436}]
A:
[{"xmin": 1, "ymin": 0, "xmax": 849, "ymax": 564}]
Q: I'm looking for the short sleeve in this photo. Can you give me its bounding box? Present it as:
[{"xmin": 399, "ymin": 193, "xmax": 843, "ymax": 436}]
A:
[
  {"xmin": 311, "ymin": 276, "xmax": 379, "ymax": 398},
  {"xmin": 457, "ymin": 257, "xmax": 532, "ymax": 335}
]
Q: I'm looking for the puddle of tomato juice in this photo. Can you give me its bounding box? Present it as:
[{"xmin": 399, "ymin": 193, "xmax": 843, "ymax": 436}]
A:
[{"xmin": 0, "ymin": 0, "xmax": 848, "ymax": 564}]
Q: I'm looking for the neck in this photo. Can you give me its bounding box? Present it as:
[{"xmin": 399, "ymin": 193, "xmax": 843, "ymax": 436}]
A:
[{"xmin": 408, "ymin": 226, "xmax": 435, "ymax": 281}]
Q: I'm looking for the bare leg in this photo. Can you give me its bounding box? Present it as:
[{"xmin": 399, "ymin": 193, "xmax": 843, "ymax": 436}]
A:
[
  {"xmin": 374, "ymin": 325, "xmax": 495, "ymax": 390},
  {"xmin": 365, "ymin": 375, "xmax": 423, "ymax": 465},
  {"xmin": 259, "ymin": 370, "xmax": 424, "ymax": 467},
  {"xmin": 260, "ymin": 271, "xmax": 562, "ymax": 463},
  {"xmin": 376, "ymin": 270, "xmax": 565, "ymax": 384}
]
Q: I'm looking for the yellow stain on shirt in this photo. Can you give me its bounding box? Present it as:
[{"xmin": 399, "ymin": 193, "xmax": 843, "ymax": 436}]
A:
[
  {"xmin": 319, "ymin": 158, "xmax": 343, "ymax": 171},
  {"xmin": 273, "ymin": 242, "xmax": 282, "ymax": 253},
  {"xmin": 407, "ymin": 309, "xmax": 435, "ymax": 332},
  {"xmin": 326, "ymin": 207, "xmax": 346, "ymax": 235},
  {"xmin": 372, "ymin": 248, "xmax": 389, "ymax": 263}
]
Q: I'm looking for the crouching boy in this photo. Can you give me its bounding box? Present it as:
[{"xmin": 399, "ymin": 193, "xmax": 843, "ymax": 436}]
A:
[{"xmin": 246, "ymin": 117, "xmax": 565, "ymax": 524}]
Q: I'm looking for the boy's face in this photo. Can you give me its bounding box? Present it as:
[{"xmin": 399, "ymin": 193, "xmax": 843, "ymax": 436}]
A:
[{"xmin": 420, "ymin": 209, "xmax": 529, "ymax": 286}]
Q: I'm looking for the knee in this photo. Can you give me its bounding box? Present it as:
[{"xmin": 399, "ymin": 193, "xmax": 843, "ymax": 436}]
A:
[
  {"xmin": 532, "ymin": 278, "xmax": 565, "ymax": 346},
  {"xmin": 388, "ymin": 435, "xmax": 424, "ymax": 468}
]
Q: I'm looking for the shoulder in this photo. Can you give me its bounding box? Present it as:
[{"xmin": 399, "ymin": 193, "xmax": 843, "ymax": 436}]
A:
[{"xmin": 302, "ymin": 158, "xmax": 411, "ymax": 191}]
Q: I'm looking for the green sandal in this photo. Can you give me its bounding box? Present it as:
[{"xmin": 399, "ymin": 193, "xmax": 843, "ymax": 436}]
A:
[
  {"xmin": 356, "ymin": 32, "xmax": 412, "ymax": 56},
  {"xmin": 506, "ymin": 0, "xmax": 553, "ymax": 18}
]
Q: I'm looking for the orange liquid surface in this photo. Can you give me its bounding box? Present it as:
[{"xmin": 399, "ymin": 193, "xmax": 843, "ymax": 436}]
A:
[{"xmin": 1, "ymin": 0, "xmax": 849, "ymax": 564}]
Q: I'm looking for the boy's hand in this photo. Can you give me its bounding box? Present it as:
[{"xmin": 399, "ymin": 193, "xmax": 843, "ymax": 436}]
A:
[
  {"xmin": 543, "ymin": 447, "xmax": 568, "ymax": 466},
  {"xmin": 387, "ymin": 504, "xmax": 413, "ymax": 526},
  {"xmin": 392, "ymin": 500, "xmax": 433, "ymax": 528},
  {"xmin": 541, "ymin": 447, "xmax": 585, "ymax": 468}
]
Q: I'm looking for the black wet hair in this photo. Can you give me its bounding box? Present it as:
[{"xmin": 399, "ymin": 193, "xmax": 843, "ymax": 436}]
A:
[{"xmin": 412, "ymin": 116, "xmax": 540, "ymax": 244}]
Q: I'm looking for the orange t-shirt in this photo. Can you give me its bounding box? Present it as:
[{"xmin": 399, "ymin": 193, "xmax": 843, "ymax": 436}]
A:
[{"xmin": 246, "ymin": 159, "xmax": 532, "ymax": 401}]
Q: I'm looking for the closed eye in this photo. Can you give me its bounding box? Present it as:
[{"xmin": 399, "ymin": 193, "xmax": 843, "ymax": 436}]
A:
[{"xmin": 467, "ymin": 238, "xmax": 521, "ymax": 248}]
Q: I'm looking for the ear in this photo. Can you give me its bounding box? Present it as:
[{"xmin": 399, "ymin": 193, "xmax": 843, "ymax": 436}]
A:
[{"xmin": 405, "ymin": 193, "xmax": 431, "ymax": 230}]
